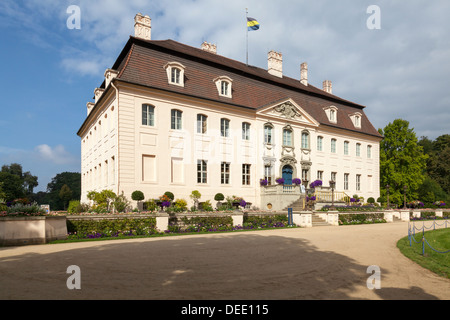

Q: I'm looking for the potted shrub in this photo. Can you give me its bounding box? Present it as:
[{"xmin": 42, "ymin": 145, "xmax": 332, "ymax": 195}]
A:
[
  {"xmin": 214, "ymin": 193, "xmax": 225, "ymax": 208},
  {"xmin": 275, "ymin": 178, "xmax": 285, "ymax": 185},
  {"xmin": 259, "ymin": 179, "xmax": 268, "ymax": 186},
  {"xmin": 292, "ymin": 178, "xmax": 302, "ymax": 186}
]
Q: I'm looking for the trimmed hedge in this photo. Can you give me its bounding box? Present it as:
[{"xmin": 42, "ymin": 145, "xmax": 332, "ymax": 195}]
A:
[
  {"xmin": 338, "ymin": 213, "xmax": 385, "ymax": 225},
  {"xmin": 67, "ymin": 217, "xmax": 158, "ymax": 239}
]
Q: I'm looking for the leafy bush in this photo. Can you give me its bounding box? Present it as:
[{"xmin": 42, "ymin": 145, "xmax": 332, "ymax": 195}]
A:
[
  {"xmin": 214, "ymin": 193, "xmax": 225, "ymax": 201},
  {"xmin": 174, "ymin": 199, "xmax": 188, "ymax": 211},
  {"xmin": 367, "ymin": 197, "xmax": 375, "ymax": 204},
  {"xmin": 164, "ymin": 192, "xmax": 174, "ymax": 201},
  {"xmin": 67, "ymin": 200, "xmax": 90, "ymax": 214},
  {"xmin": 67, "ymin": 217, "xmax": 158, "ymax": 239},
  {"xmin": 1, "ymin": 202, "xmax": 46, "ymax": 217},
  {"xmin": 131, "ymin": 191, "xmax": 145, "ymax": 202},
  {"xmin": 338, "ymin": 213, "xmax": 385, "ymax": 225},
  {"xmin": 144, "ymin": 199, "xmax": 158, "ymax": 212}
]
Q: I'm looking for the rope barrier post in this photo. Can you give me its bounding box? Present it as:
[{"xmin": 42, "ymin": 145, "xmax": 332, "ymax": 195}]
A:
[
  {"xmin": 288, "ymin": 208, "xmax": 293, "ymax": 226},
  {"xmin": 422, "ymin": 236, "xmax": 425, "ymax": 256}
]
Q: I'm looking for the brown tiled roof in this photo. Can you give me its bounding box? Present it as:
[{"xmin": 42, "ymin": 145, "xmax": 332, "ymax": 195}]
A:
[{"xmin": 81, "ymin": 36, "xmax": 382, "ymax": 138}]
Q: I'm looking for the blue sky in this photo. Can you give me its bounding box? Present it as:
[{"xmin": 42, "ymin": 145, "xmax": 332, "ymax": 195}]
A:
[{"xmin": 1, "ymin": 0, "xmax": 449, "ymax": 192}]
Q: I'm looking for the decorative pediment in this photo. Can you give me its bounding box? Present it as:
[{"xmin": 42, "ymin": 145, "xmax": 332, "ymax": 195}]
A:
[{"xmin": 257, "ymin": 98, "xmax": 319, "ymax": 127}]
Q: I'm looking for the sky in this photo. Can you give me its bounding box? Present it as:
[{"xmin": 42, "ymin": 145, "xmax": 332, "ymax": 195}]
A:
[{"xmin": 0, "ymin": 0, "xmax": 449, "ymax": 192}]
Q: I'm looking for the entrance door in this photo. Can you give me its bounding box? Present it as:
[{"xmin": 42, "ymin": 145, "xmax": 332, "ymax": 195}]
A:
[{"xmin": 282, "ymin": 165, "xmax": 293, "ymax": 185}]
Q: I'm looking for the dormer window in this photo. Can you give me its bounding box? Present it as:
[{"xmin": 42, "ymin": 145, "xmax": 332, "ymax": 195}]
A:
[
  {"xmin": 350, "ymin": 112, "xmax": 362, "ymax": 128},
  {"xmin": 164, "ymin": 62, "xmax": 185, "ymax": 87},
  {"xmin": 323, "ymin": 106, "xmax": 338, "ymax": 123},
  {"xmin": 214, "ymin": 76, "xmax": 233, "ymax": 98}
]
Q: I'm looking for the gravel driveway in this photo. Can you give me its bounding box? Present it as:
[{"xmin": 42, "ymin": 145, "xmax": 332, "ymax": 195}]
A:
[{"xmin": 0, "ymin": 221, "xmax": 449, "ymax": 300}]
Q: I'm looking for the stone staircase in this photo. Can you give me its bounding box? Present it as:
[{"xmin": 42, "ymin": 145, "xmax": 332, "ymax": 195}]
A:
[{"xmin": 283, "ymin": 197, "xmax": 332, "ymax": 227}]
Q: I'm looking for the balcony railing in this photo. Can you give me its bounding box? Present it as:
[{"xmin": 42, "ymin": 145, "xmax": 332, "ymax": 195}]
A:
[
  {"xmin": 314, "ymin": 190, "xmax": 350, "ymax": 203},
  {"xmin": 261, "ymin": 184, "xmax": 301, "ymax": 194}
]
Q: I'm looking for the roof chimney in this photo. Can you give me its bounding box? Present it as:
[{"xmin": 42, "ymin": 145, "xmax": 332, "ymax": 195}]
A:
[
  {"xmin": 134, "ymin": 13, "xmax": 151, "ymax": 40},
  {"xmin": 323, "ymin": 80, "xmax": 332, "ymax": 94},
  {"xmin": 201, "ymin": 41, "xmax": 217, "ymax": 54},
  {"xmin": 300, "ymin": 62, "xmax": 308, "ymax": 86},
  {"xmin": 268, "ymin": 50, "xmax": 282, "ymax": 78}
]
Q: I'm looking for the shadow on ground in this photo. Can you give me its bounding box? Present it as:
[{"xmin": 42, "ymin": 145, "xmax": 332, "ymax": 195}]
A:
[{"xmin": 0, "ymin": 231, "xmax": 440, "ymax": 300}]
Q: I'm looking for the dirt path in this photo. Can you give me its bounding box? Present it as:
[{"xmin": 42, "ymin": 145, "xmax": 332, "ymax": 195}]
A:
[{"xmin": 0, "ymin": 221, "xmax": 449, "ymax": 300}]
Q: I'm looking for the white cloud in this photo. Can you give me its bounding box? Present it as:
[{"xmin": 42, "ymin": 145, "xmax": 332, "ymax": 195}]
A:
[{"xmin": 34, "ymin": 144, "xmax": 77, "ymax": 165}]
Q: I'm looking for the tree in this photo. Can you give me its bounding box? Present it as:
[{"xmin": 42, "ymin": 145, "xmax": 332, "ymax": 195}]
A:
[
  {"xmin": 59, "ymin": 184, "xmax": 73, "ymax": 210},
  {"xmin": 131, "ymin": 190, "xmax": 145, "ymax": 209},
  {"xmin": 378, "ymin": 119, "xmax": 428, "ymax": 206},
  {"xmin": 0, "ymin": 163, "xmax": 39, "ymax": 202},
  {"xmin": 46, "ymin": 172, "xmax": 81, "ymax": 210}
]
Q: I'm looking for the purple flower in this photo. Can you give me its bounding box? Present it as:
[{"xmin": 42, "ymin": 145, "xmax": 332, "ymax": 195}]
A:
[
  {"xmin": 239, "ymin": 200, "xmax": 247, "ymax": 208},
  {"xmin": 350, "ymin": 198, "xmax": 356, "ymax": 202},
  {"xmin": 276, "ymin": 178, "xmax": 285, "ymax": 185},
  {"xmin": 292, "ymin": 178, "xmax": 302, "ymax": 185},
  {"xmin": 161, "ymin": 201, "xmax": 171, "ymax": 208},
  {"xmin": 310, "ymin": 180, "xmax": 322, "ymax": 188},
  {"xmin": 260, "ymin": 179, "xmax": 268, "ymax": 186}
]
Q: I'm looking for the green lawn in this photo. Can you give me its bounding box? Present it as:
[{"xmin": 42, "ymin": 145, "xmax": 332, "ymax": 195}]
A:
[{"xmin": 397, "ymin": 228, "xmax": 450, "ymax": 279}]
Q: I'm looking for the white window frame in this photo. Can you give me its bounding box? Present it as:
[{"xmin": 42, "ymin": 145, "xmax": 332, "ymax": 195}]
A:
[
  {"xmin": 171, "ymin": 109, "xmax": 182, "ymax": 130},
  {"xmin": 344, "ymin": 141, "xmax": 349, "ymax": 155},
  {"xmin": 142, "ymin": 104, "xmax": 155, "ymax": 127},
  {"xmin": 242, "ymin": 164, "xmax": 251, "ymax": 185},
  {"xmin": 214, "ymin": 76, "xmax": 233, "ymax": 98},
  {"xmin": 242, "ymin": 122, "xmax": 250, "ymax": 140},
  {"xmin": 197, "ymin": 160, "xmax": 207, "ymax": 184},
  {"xmin": 301, "ymin": 131, "xmax": 310, "ymax": 149},
  {"xmin": 220, "ymin": 118, "xmax": 230, "ymax": 137},
  {"xmin": 221, "ymin": 162, "xmax": 230, "ymax": 185},
  {"xmin": 317, "ymin": 136, "xmax": 323, "ymax": 151},
  {"xmin": 264, "ymin": 124, "xmax": 273, "ymax": 144},
  {"xmin": 197, "ymin": 114, "xmax": 207, "ymax": 134},
  {"xmin": 349, "ymin": 112, "xmax": 362, "ymax": 129},
  {"xmin": 283, "ymin": 128, "xmax": 293, "ymax": 147},
  {"xmin": 331, "ymin": 138, "xmax": 337, "ymax": 153},
  {"xmin": 164, "ymin": 62, "xmax": 186, "ymax": 87}
]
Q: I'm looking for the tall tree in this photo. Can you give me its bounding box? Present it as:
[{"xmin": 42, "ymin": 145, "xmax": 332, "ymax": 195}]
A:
[
  {"xmin": 0, "ymin": 163, "xmax": 38, "ymax": 202},
  {"xmin": 59, "ymin": 184, "xmax": 73, "ymax": 210},
  {"xmin": 378, "ymin": 119, "xmax": 428, "ymax": 206},
  {"xmin": 46, "ymin": 172, "xmax": 81, "ymax": 210}
]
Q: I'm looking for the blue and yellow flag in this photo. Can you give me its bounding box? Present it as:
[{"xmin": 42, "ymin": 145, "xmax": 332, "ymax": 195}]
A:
[{"xmin": 247, "ymin": 17, "xmax": 260, "ymax": 31}]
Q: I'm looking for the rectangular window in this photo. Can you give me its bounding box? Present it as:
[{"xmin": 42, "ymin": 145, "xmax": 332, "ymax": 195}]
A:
[
  {"xmin": 264, "ymin": 165, "xmax": 272, "ymax": 185},
  {"xmin": 317, "ymin": 170, "xmax": 323, "ymax": 181},
  {"xmin": 356, "ymin": 143, "xmax": 361, "ymax": 157},
  {"xmin": 171, "ymin": 67, "xmax": 180, "ymax": 84},
  {"xmin": 197, "ymin": 160, "xmax": 207, "ymax": 183},
  {"xmin": 283, "ymin": 129, "xmax": 292, "ymax": 146},
  {"xmin": 242, "ymin": 164, "xmax": 251, "ymax": 185},
  {"xmin": 221, "ymin": 118, "xmax": 230, "ymax": 137},
  {"xmin": 242, "ymin": 122, "xmax": 250, "ymax": 140},
  {"xmin": 197, "ymin": 114, "xmax": 207, "ymax": 134},
  {"xmin": 221, "ymin": 162, "xmax": 230, "ymax": 184},
  {"xmin": 302, "ymin": 169, "xmax": 309, "ymax": 181},
  {"xmin": 301, "ymin": 132, "xmax": 309, "ymax": 149},
  {"xmin": 111, "ymin": 156, "xmax": 115, "ymax": 185},
  {"xmin": 331, "ymin": 139, "xmax": 336, "ymax": 153},
  {"xmin": 142, "ymin": 104, "xmax": 155, "ymax": 126},
  {"xmin": 264, "ymin": 125, "xmax": 272, "ymax": 144},
  {"xmin": 367, "ymin": 145, "xmax": 372, "ymax": 159},
  {"xmin": 317, "ymin": 136, "xmax": 323, "ymax": 151},
  {"xmin": 356, "ymin": 174, "xmax": 361, "ymax": 191},
  {"xmin": 221, "ymin": 81, "xmax": 229, "ymax": 96},
  {"xmin": 368, "ymin": 175, "xmax": 373, "ymax": 192},
  {"xmin": 344, "ymin": 173, "xmax": 349, "ymax": 190},
  {"xmin": 171, "ymin": 109, "xmax": 182, "ymax": 130},
  {"xmin": 331, "ymin": 172, "xmax": 337, "ymax": 184},
  {"xmin": 344, "ymin": 141, "xmax": 349, "ymax": 155}
]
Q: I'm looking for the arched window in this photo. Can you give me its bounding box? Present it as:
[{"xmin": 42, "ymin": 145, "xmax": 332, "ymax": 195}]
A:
[
  {"xmin": 214, "ymin": 76, "xmax": 233, "ymax": 98},
  {"xmin": 164, "ymin": 62, "xmax": 186, "ymax": 87}
]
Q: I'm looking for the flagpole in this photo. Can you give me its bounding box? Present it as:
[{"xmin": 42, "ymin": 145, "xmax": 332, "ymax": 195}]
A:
[{"xmin": 246, "ymin": 8, "xmax": 248, "ymax": 66}]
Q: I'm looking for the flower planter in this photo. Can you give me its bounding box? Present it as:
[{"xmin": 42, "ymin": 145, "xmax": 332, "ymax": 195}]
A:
[{"xmin": 0, "ymin": 216, "xmax": 68, "ymax": 246}]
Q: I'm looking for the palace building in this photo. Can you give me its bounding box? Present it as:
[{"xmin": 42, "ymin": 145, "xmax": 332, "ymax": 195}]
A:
[{"xmin": 77, "ymin": 13, "xmax": 382, "ymax": 210}]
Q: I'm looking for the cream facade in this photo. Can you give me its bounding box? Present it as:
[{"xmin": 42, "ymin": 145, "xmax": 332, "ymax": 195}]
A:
[{"xmin": 78, "ymin": 13, "xmax": 382, "ymax": 210}]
